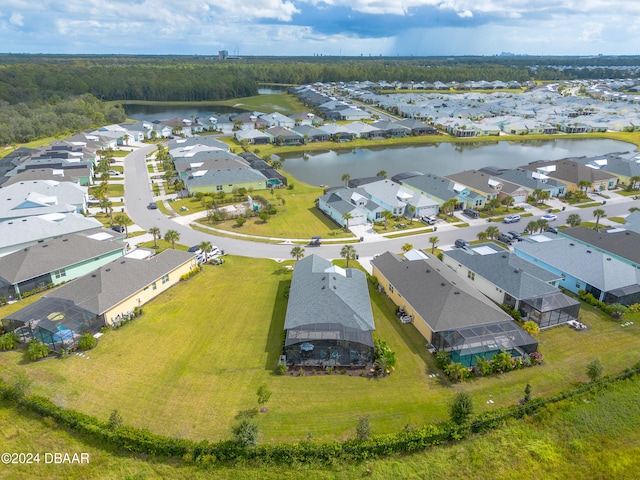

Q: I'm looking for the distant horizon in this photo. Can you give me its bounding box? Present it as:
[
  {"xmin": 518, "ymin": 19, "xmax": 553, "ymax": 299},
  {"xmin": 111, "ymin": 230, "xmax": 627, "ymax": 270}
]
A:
[{"xmin": 2, "ymin": 1, "xmax": 640, "ymax": 57}]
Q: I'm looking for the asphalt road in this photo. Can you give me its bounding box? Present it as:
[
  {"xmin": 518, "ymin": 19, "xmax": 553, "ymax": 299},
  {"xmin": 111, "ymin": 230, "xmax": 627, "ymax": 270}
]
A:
[{"xmin": 124, "ymin": 144, "xmax": 639, "ymax": 261}]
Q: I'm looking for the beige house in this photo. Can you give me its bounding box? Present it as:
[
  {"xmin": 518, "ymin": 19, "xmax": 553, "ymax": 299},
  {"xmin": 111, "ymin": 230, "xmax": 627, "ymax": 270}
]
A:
[{"xmin": 2, "ymin": 249, "xmax": 198, "ymax": 351}]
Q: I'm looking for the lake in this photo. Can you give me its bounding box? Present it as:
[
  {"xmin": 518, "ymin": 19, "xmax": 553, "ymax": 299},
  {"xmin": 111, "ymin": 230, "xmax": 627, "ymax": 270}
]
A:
[
  {"xmin": 279, "ymin": 139, "xmax": 636, "ymax": 187},
  {"xmin": 124, "ymin": 104, "xmax": 243, "ymax": 121}
]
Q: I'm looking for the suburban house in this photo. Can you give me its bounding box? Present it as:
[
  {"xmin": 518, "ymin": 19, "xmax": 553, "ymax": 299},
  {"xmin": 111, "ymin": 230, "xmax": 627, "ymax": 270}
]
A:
[
  {"xmin": 265, "ymin": 126, "xmax": 304, "ymax": 145},
  {"xmin": 317, "ymin": 187, "xmax": 384, "ymax": 227},
  {"xmin": 184, "ymin": 167, "xmax": 269, "ymax": 195},
  {"xmin": 559, "ymin": 226, "xmax": 640, "ymax": 268},
  {"xmin": 287, "ymin": 111, "xmax": 319, "ymax": 126},
  {"xmin": 0, "ymin": 214, "xmax": 105, "ymax": 258},
  {"xmin": 519, "ymin": 159, "xmax": 619, "ymax": 192},
  {"xmin": 172, "ymin": 151, "xmax": 250, "ymax": 181},
  {"xmin": 371, "ymin": 251, "xmax": 538, "ymax": 367},
  {"xmin": 479, "ymin": 167, "xmax": 568, "ymax": 198},
  {"xmin": 371, "ymin": 120, "xmax": 410, "ymax": 138},
  {"xmin": 360, "ymin": 179, "xmax": 439, "ymax": 218},
  {"xmin": 442, "ymin": 243, "xmax": 580, "ymax": 328},
  {"xmin": 1, "ymin": 249, "xmax": 197, "ymax": 352},
  {"xmin": 400, "ymin": 172, "xmax": 486, "ymax": 210},
  {"xmin": 445, "ymin": 170, "xmax": 530, "ymax": 204},
  {"xmin": 0, "ymin": 180, "xmax": 88, "ymax": 222},
  {"xmin": 283, "ymin": 255, "xmax": 375, "ymax": 367},
  {"xmin": 234, "ymin": 128, "xmax": 273, "ymax": 145},
  {"xmin": 344, "ymin": 121, "xmax": 384, "ymax": 139},
  {"xmin": 237, "ymin": 153, "xmax": 288, "ymax": 187},
  {"xmin": 260, "ymin": 112, "xmax": 296, "ymax": 128},
  {"xmin": 168, "ymin": 136, "xmax": 230, "ymax": 152},
  {"xmin": 624, "ymin": 211, "xmax": 640, "ymax": 234},
  {"xmin": 318, "ymin": 123, "xmax": 356, "ymax": 141},
  {"xmin": 291, "ymin": 125, "xmax": 330, "ymax": 142},
  {"xmin": 0, "ymin": 233, "xmax": 127, "ymax": 302},
  {"xmin": 393, "ymin": 118, "xmax": 437, "ymax": 135},
  {"xmin": 514, "ymin": 234, "xmax": 640, "ymax": 305},
  {"xmin": 572, "ymin": 152, "xmax": 640, "ymax": 187},
  {"xmin": 4, "ymin": 157, "xmax": 94, "ymax": 186}
]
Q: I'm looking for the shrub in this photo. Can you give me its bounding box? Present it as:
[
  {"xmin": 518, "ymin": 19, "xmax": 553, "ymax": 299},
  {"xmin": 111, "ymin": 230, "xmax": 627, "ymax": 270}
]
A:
[
  {"xmin": 521, "ymin": 321, "xmax": 540, "ymax": 335},
  {"xmin": 0, "ymin": 332, "xmax": 20, "ymax": 350},
  {"xmin": 232, "ymin": 419, "xmax": 259, "ymax": 447},
  {"xmin": 449, "ymin": 391, "xmax": 474, "ymax": 424},
  {"xmin": 356, "ymin": 416, "xmax": 371, "ymax": 441},
  {"xmin": 108, "ymin": 409, "xmax": 123, "ymax": 430},
  {"xmin": 434, "ymin": 350, "xmax": 452, "ymax": 370},
  {"xmin": 78, "ymin": 333, "xmax": 97, "ymax": 351},
  {"xmin": 275, "ymin": 361, "xmax": 287, "ymax": 375},
  {"xmin": 26, "ymin": 340, "xmax": 49, "ymax": 361},
  {"xmin": 586, "ymin": 359, "xmax": 604, "ymax": 382}
]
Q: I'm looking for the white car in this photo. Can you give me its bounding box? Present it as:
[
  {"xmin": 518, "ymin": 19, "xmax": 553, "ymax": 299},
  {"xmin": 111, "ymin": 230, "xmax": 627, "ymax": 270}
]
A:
[{"xmin": 541, "ymin": 214, "xmax": 557, "ymax": 221}]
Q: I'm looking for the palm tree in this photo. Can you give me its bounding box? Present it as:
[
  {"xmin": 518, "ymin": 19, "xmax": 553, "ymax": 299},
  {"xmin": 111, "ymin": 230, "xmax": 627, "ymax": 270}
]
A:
[
  {"xmin": 376, "ymin": 170, "xmax": 387, "ymax": 179},
  {"xmin": 536, "ymin": 219, "xmax": 549, "ymax": 232},
  {"xmin": 164, "ymin": 229, "xmax": 180, "ymax": 249},
  {"xmin": 342, "ymin": 212, "xmax": 353, "ymax": 231},
  {"xmin": 531, "ymin": 188, "xmax": 543, "ymax": 205},
  {"xmin": 477, "ymin": 231, "xmax": 488, "ymax": 242},
  {"xmin": 149, "ymin": 226, "xmax": 161, "ymax": 249},
  {"xmin": 629, "ymin": 175, "xmax": 640, "ymax": 191},
  {"xmin": 485, "ymin": 226, "xmax": 499, "ymax": 240},
  {"xmin": 290, "ymin": 246, "xmax": 305, "ymax": 261},
  {"xmin": 578, "ymin": 180, "xmax": 592, "ymax": 193},
  {"xmin": 114, "ymin": 214, "xmax": 131, "ymax": 238},
  {"xmin": 407, "ymin": 205, "xmax": 416, "ymax": 224},
  {"xmin": 341, "ymin": 173, "xmax": 351, "ymax": 187},
  {"xmin": 340, "ymin": 245, "xmax": 357, "ymax": 268},
  {"xmin": 429, "ymin": 236, "xmax": 439, "ymax": 254},
  {"xmin": 567, "ymin": 213, "xmax": 582, "ymax": 227},
  {"xmin": 501, "ymin": 195, "xmax": 514, "ymax": 211},
  {"xmin": 525, "ymin": 220, "xmax": 538, "ymax": 234},
  {"xmin": 593, "ymin": 208, "xmax": 606, "ymax": 230},
  {"xmin": 401, "ymin": 243, "xmax": 413, "ymax": 253},
  {"xmin": 539, "ymin": 190, "xmax": 550, "ymax": 204},
  {"xmin": 487, "ymin": 198, "xmax": 501, "ymax": 215},
  {"xmin": 199, "ymin": 241, "xmax": 213, "ymax": 260},
  {"xmin": 381, "ymin": 210, "xmax": 393, "ymax": 230}
]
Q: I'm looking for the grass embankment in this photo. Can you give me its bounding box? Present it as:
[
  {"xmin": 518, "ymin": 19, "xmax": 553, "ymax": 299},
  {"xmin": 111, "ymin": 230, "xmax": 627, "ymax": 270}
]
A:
[
  {"xmin": 1, "ymin": 374, "xmax": 639, "ymax": 479},
  {"xmin": 1, "ymin": 257, "xmax": 639, "ymax": 447}
]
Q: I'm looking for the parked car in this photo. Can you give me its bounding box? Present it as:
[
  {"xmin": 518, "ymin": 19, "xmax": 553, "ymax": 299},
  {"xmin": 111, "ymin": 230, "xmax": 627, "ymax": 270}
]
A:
[
  {"xmin": 503, "ymin": 214, "xmax": 521, "ymax": 224},
  {"xmin": 108, "ymin": 170, "xmax": 120, "ymax": 176},
  {"xmin": 421, "ymin": 215, "xmax": 437, "ymax": 225},
  {"xmin": 309, "ymin": 236, "xmax": 322, "ymax": 246},
  {"xmin": 541, "ymin": 214, "xmax": 557, "ymax": 221},
  {"xmin": 147, "ymin": 202, "xmax": 158, "ymax": 209},
  {"xmin": 455, "ymin": 239, "xmax": 470, "ymax": 249},
  {"xmin": 548, "ymin": 226, "xmax": 559, "ymax": 234},
  {"xmin": 110, "ymin": 225, "xmax": 125, "ymax": 233},
  {"xmin": 507, "ymin": 231, "xmax": 523, "ymax": 241},
  {"xmin": 497, "ymin": 232, "xmax": 515, "ymax": 245},
  {"xmin": 463, "ymin": 208, "xmax": 480, "ymax": 219}
]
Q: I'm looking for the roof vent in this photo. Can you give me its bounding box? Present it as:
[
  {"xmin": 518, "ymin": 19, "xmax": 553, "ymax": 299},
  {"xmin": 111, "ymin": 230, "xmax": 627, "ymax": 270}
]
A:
[
  {"xmin": 91, "ymin": 274, "xmax": 97, "ymax": 278},
  {"xmin": 454, "ymin": 291, "xmax": 460, "ymax": 295},
  {"xmin": 440, "ymin": 282, "xmax": 446, "ymax": 287},
  {"xmin": 606, "ymin": 258, "xmax": 611, "ymax": 261},
  {"xmin": 586, "ymin": 250, "xmax": 592, "ymax": 253},
  {"xmin": 106, "ymin": 268, "xmax": 111, "ymax": 272},
  {"xmin": 120, "ymin": 260, "xmax": 126, "ymax": 264},
  {"xmin": 321, "ymin": 285, "xmax": 325, "ymax": 290},
  {"xmin": 333, "ymin": 286, "xmax": 337, "ymax": 289},
  {"xmin": 426, "ymin": 269, "xmax": 431, "ymax": 273},
  {"xmin": 569, "ymin": 243, "xmax": 575, "ymax": 246},
  {"xmin": 62, "ymin": 238, "xmax": 68, "ymax": 242}
]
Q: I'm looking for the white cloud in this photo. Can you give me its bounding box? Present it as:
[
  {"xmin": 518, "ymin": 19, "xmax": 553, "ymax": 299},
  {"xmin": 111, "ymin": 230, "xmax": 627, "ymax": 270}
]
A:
[{"xmin": 9, "ymin": 12, "xmax": 24, "ymax": 26}]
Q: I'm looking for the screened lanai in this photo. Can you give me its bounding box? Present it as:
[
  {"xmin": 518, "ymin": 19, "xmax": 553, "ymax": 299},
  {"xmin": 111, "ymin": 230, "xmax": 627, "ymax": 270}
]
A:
[
  {"xmin": 1, "ymin": 297, "xmax": 101, "ymax": 352},
  {"xmin": 520, "ymin": 292, "xmax": 581, "ymax": 328},
  {"xmin": 431, "ymin": 321, "xmax": 538, "ymax": 367}
]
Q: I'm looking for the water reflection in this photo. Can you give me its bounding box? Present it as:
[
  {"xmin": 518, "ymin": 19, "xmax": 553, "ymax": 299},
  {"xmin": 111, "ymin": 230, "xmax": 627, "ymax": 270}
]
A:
[{"xmin": 281, "ymin": 139, "xmax": 635, "ymax": 187}]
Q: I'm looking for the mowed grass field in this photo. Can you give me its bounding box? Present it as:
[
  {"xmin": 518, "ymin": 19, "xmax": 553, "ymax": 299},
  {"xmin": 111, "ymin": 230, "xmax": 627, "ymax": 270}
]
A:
[
  {"xmin": 1, "ymin": 256, "xmax": 640, "ymax": 445},
  {"xmin": 2, "ymin": 376, "xmax": 639, "ymax": 479}
]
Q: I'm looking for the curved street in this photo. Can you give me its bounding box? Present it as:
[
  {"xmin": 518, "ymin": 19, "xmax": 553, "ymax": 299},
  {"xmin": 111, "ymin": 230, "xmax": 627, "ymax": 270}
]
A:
[{"xmin": 123, "ymin": 144, "xmax": 640, "ymax": 262}]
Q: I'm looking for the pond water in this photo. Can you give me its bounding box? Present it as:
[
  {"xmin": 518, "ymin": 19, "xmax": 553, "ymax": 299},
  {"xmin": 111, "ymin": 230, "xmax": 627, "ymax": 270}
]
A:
[
  {"xmin": 279, "ymin": 139, "xmax": 636, "ymax": 187},
  {"xmin": 258, "ymin": 87, "xmax": 286, "ymax": 94},
  {"xmin": 124, "ymin": 104, "xmax": 244, "ymax": 121}
]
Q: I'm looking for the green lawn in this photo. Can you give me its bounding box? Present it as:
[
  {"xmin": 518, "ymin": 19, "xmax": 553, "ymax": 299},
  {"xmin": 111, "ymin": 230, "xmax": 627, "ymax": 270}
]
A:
[
  {"xmin": 1, "ymin": 256, "xmax": 639, "ymax": 447},
  {"xmin": 1, "ymin": 356, "xmax": 639, "ymax": 479}
]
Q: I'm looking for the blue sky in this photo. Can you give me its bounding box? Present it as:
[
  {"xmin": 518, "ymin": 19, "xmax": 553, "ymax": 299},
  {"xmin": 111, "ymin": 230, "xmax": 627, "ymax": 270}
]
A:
[{"xmin": 1, "ymin": 0, "xmax": 640, "ymax": 56}]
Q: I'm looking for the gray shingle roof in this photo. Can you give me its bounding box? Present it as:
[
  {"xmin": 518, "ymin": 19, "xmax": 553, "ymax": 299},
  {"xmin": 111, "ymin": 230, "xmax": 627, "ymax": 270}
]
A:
[
  {"xmin": 46, "ymin": 249, "xmax": 195, "ymax": 315},
  {"xmin": 560, "ymin": 226, "xmax": 640, "ymax": 265},
  {"xmin": 443, "ymin": 244, "xmax": 561, "ymax": 300},
  {"xmin": 372, "ymin": 251, "xmax": 512, "ymax": 332},
  {"xmin": 284, "ymin": 255, "xmax": 375, "ymax": 333},
  {"xmin": 514, "ymin": 236, "xmax": 640, "ymax": 291},
  {"xmin": 0, "ymin": 234, "xmax": 126, "ymax": 285},
  {"xmin": 185, "ymin": 168, "xmax": 268, "ymax": 188}
]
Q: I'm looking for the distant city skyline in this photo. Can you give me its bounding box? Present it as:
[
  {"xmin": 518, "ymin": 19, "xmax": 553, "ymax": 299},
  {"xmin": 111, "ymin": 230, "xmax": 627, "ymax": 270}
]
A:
[{"xmin": 1, "ymin": 1, "xmax": 640, "ymax": 57}]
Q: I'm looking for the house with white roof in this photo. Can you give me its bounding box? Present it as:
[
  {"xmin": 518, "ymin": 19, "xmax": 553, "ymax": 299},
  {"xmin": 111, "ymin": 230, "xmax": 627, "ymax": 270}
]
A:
[{"xmin": 0, "ymin": 180, "xmax": 88, "ymax": 223}]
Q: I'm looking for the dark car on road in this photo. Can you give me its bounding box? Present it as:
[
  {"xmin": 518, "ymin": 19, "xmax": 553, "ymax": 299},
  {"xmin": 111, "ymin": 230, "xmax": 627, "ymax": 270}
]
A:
[{"xmin": 455, "ymin": 239, "xmax": 470, "ymax": 249}]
